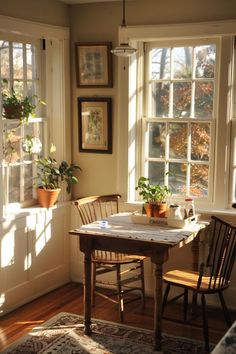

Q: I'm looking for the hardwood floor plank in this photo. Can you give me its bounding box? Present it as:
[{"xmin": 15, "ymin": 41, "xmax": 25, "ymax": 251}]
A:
[{"xmin": 0, "ymin": 282, "xmax": 235, "ymax": 351}]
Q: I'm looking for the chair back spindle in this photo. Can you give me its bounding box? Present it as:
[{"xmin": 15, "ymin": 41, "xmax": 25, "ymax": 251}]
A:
[{"xmin": 206, "ymin": 216, "xmax": 236, "ymax": 290}]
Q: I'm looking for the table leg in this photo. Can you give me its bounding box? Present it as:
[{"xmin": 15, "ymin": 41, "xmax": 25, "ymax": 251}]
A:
[
  {"xmin": 191, "ymin": 232, "xmax": 200, "ymax": 314},
  {"xmin": 154, "ymin": 261, "xmax": 163, "ymax": 351},
  {"xmin": 192, "ymin": 233, "xmax": 200, "ymax": 271},
  {"xmin": 84, "ymin": 250, "xmax": 92, "ymax": 335}
]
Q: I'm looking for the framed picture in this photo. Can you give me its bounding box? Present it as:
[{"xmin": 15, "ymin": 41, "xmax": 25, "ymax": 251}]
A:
[
  {"xmin": 78, "ymin": 97, "xmax": 112, "ymax": 154},
  {"xmin": 75, "ymin": 42, "xmax": 113, "ymax": 87}
]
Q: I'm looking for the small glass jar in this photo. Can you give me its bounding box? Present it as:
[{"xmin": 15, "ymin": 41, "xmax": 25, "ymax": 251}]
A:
[{"xmin": 184, "ymin": 198, "xmax": 195, "ymax": 218}]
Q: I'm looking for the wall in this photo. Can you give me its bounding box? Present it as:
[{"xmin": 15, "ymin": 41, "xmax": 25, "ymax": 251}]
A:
[
  {"xmin": 69, "ymin": 0, "xmax": 236, "ymax": 310},
  {"xmin": 0, "ymin": 0, "xmax": 235, "ymax": 312},
  {"xmin": 0, "ymin": 0, "xmax": 69, "ymax": 27},
  {"xmin": 70, "ymin": 0, "xmax": 236, "ymax": 199},
  {"xmin": 0, "ymin": 0, "xmax": 71, "ymax": 316}
]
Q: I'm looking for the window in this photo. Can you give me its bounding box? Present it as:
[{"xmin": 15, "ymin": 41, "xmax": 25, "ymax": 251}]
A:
[
  {"xmin": 121, "ymin": 22, "xmax": 236, "ymax": 210},
  {"xmin": 1, "ymin": 38, "xmax": 46, "ymax": 211},
  {"xmin": 0, "ymin": 16, "xmax": 70, "ymax": 220},
  {"xmin": 144, "ymin": 41, "xmax": 217, "ymax": 200}
]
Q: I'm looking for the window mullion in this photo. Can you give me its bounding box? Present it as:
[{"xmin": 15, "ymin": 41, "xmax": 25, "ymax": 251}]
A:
[
  {"xmin": 23, "ymin": 43, "xmax": 27, "ymax": 95},
  {"xmin": 9, "ymin": 42, "xmax": 13, "ymax": 87},
  {"xmin": 169, "ymin": 48, "xmax": 173, "ymax": 118}
]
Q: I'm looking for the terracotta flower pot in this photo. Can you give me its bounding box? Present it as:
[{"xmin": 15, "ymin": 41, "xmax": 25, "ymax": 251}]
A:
[
  {"xmin": 144, "ymin": 203, "xmax": 153, "ymax": 217},
  {"xmin": 36, "ymin": 188, "xmax": 61, "ymax": 208},
  {"xmin": 152, "ymin": 202, "xmax": 167, "ymax": 218},
  {"xmin": 3, "ymin": 104, "xmax": 23, "ymax": 119}
]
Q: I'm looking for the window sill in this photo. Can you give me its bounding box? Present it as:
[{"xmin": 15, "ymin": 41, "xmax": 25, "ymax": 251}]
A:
[
  {"xmin": 2, "ymin": 201, "xmax": 71, "ymax": 223},
  {"xmin": 125, "ymin": 202, "xmax": 236, "ymax": 217}
]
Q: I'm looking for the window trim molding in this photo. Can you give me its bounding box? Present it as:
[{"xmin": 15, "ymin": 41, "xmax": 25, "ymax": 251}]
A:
[
  {"xmin": 0, "ymin": 15, "xmax": 70, "ymax": 220},
  {"xmin": 122, "ymin": 20, "xmax": 236, "ymax": 42},
  {"xmin": 117, "ymin": 20, "xmax": 236, "ymax": 209},
  {"xmin": 0, "ymin": 15, "xmax": 69, "ymax": 40}
]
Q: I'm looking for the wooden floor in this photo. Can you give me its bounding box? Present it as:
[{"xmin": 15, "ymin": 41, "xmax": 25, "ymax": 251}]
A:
[{"xmin": 0, "ymin": 282, "xmax": 235, "ymax": 351}]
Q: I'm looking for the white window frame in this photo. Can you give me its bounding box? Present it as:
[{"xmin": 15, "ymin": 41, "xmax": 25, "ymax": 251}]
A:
[
  {"xmin": 1, "ymin": 36, "xmax": 45, "ymax": 211},
  {"xmin": 0, "ymin": 15, "xmax": 70, "ymax": 221},
  {"xmin": 116, "ymin": 20, "xmax": 236, "ymax": 211},
  {"xmin": 143, "ymin": 39, "xmax": 219, "ymax": 203}
]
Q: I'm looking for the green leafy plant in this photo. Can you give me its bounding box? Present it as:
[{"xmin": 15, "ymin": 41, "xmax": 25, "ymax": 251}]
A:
[
  {"xmin": 36, "ymin": 145, "xmax": 82, "ymax": 194},
  {"xmin": 135, "ymin": 176, "xmax": 171, "ymax": 203},
  {"xmin": 2, "ymin": 79, "xmax": 45, "ymax": 122}
]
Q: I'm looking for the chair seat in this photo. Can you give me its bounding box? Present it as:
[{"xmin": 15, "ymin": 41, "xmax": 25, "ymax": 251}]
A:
[
  {"xmin": 163, "ymin": 269, "xmax": 223, "ymax": 292},
  {"xmin": 92, "ymin": 251, "xmax": 146, "ymax": 264}
]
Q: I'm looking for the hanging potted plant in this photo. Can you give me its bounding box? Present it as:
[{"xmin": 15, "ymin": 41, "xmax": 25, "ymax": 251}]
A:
[
  {"xmin": 135, "ymin": 176, "xmax": 171, "ymax": 218},
  {"xmin": 36, "ymin": 145, "xmax": 81, "ymax": 208},
  {"xmin": 1, "ymin": 79, "xmax": 45, "ymax": 123}
]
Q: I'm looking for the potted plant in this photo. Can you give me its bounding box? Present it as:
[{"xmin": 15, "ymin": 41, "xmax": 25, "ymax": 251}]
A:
[
  {"xmin": 1, "ymin": 80, "xmax": 45, "ymax": 123},
  {"xmin": 36, "ymin": 145, "xmax": 81, "ymax": 208},
  {"xmin": 135, "ymin": 176, "xmax": 171, "ymax": 217}
]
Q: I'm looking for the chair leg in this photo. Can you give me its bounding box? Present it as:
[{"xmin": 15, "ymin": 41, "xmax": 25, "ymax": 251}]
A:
[
  {"xmin": 116, "ymin": 264, "xmax": 124, "ymax": 322},
  {"xmin": 91, "ymin": 262, "xmax": 96, "ymax": 307},
  {"xmin": 191, "ymin": 291, "xmax": 198, "ymax": 316},
  {"xmin": 201, "ymin": 293, "xmax": 210, "ymax": 352},
  {"xmin": 140, "ymin": 260, "xmax": 146, "ymax": 309},
  {"xmin": 162, "ymin": 283, "xmax": 170, "ymax": 315},
  {"xmin": 183, "ymin": 288, "xmax": 188, "ymax": 322},
  {"xmin": 218, "ymin": 291, "xmax": 232, "ymax": 327}
]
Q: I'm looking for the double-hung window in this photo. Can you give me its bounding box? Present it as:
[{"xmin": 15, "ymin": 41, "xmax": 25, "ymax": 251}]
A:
[
  {"xmin": 144, "ymin": 40, "xmax": 217, "ymax": 200},
  {"xmin": 124, "ymin": 23, "xmax": 236, "ymax": 210},
  {"xmin": 1, "ymin": 37, "xmax": 46, "ymax": 213}
]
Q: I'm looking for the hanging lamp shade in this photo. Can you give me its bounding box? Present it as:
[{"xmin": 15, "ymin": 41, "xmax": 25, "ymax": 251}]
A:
[
  {"xmin": 111, "ymin": 0, "xmax": 136, "ymax": 57},
  {"xmin": 111, "ymin": 43, "xmax": 136, "ymax": 57}
]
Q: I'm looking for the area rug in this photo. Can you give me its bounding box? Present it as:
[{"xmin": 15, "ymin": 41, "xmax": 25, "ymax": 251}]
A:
[{"xmin": 2, "ymin": 312, "xmax": 214, "ymax": 354}]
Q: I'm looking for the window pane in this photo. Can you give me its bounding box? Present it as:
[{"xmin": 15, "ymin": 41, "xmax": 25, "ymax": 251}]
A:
[
  {"xmin": 24, "ymin": 164, "xmax": 34, "ymax": 200},
  {"xmin": 26, "ymin": 80, "xmax": 35, "ymax": 97},
  {"xmin": 169, "ymin": 162, "xmax": 187, "ymax": 194},
  {"xmin": 148, "ymin": 122, "xmax": 165, "ymax": 158},
  {"xmin": 173, "ymin": 47, "xmax": 192, "ymax": 79},
  {"xmin": 151, "ymin": 48, "xmax": 170, "ymax": 80},
  {"xmin": 9, "ymin": 166, "xmax": 20, "ymax": 203},
  {"xmin": 195, "ymin": 81, "xmax": 214, "ymax": 118},
  {"xmin": 151, "ymin": 82, "xmax": 170, "ymax": 117},
  {"xmin": 195, "ymin": 44, "xmax": 216, "ymax": 79},
  {"xmin": 3, "ymin": 122, "xmax": 21, "ymax": 164},
  {"xmin": 148, "ymin": 161, "xmax": 165, "ymax": 184},
  {"xmin": 169, "ymin": 123, "xmax": 187, "ymax": 159},
  {"xmin": 13, "ymin": 42, "xmax": 23, "ymax": 80},
  {"xmin": 191, "ymin": 123, "xmax": 210, "ymax": 161},
  {"xmin": 13, "ymin": 80, "xmax": 24, "ymax": 96},
  {"xmin": 0, "ymin": 40, "xmax": 9, "ymax": 79},
  {"xmin": 190, "ymin": 164, "xmax": 209, "ymax": 196},
  {"xmin": 26, "ymin": 44, "xmax": 33, "ymax": 80},
  {"xmin": 173, "ymin": 82, "xmax": 191, "ymax": 117}
]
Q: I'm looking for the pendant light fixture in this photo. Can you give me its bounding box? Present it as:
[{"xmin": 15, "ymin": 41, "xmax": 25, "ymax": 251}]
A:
[{"xmin": 111, "ymin": 0, "xmax": 136, "ymax": 57}]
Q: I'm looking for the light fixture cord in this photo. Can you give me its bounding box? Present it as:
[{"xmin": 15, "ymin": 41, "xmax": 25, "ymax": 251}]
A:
[{"xmin": 122, "ymin": 0, "xmax": 126, "ymax": 27}]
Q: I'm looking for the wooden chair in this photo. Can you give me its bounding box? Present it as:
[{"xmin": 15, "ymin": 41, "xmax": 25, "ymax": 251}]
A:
[
  {"xmin": 162, "ymin": 216, "xmax": 236, "ymax": 352},
  {"xmin": 74, "ymin": 194, "xmax": 146, "ymax": 322}
]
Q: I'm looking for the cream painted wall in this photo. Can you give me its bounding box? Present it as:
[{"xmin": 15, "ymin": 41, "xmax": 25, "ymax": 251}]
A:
[
  {"xmin": 0, "ymin": 0, "xmax": 69, "ymax": 27},
  {"xmin": 69, "ymin": 0, "xmax": 236, "ymax": 310},
  {"xmin": 0, "ymin": 0, "xmax": 235, "ymax": 311},
  {"xmin": 70, "ymin": 0, "xmax": 236, "ymax": 199}
]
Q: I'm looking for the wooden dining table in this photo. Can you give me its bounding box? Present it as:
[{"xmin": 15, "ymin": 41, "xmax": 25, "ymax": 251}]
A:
[{"xmin": 69, "ymin": 212, "xmax": 207, "ymax": 351}]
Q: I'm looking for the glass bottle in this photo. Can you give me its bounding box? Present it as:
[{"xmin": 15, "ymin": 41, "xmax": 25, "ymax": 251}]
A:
[{"xmin": 184, "ymin": 198, "xmax": 195, "ymax": 218}]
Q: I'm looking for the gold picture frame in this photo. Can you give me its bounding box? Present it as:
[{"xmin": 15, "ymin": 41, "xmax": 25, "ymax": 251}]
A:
[
  {"xmin": 78, "ymin": 97, "xmax": 112, "ymax": 154},
  {"xmin": 75, "ymin": 42, "xmax": 113, "ymax": 87}
]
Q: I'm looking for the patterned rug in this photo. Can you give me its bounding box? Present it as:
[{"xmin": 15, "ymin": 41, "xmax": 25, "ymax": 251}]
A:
[{"xmin": 2, "ymin": 312, "xmax": 214, "ymax": 354}]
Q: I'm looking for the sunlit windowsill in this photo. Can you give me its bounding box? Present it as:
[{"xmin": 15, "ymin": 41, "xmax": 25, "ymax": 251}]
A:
[
  {"xmin": 2, "ymin": 201, "xmax": 71, "ymax": 223},
  {"xmin": 125, "ymin": 201, "xmax": 236, "ymax": 217}
]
